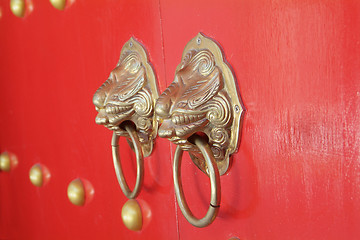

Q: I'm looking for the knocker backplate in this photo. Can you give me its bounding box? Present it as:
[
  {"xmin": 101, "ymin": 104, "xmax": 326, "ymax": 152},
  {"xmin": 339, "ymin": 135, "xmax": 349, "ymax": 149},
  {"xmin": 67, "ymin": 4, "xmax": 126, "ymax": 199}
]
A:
[
  {"xmin": 155, "ymin": 33, "xmax": 244, "ymax": 175},
  {"xmin": 93, "ymin": 37, "xmax": 159, "ymax": 157}
]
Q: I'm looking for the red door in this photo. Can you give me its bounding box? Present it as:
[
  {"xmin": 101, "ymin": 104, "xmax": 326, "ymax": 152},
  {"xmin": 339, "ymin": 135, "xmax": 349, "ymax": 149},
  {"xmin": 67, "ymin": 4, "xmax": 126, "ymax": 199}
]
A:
[{"xmin": 1, "ymin": 0, "xmax": 360, "ymax": 239}]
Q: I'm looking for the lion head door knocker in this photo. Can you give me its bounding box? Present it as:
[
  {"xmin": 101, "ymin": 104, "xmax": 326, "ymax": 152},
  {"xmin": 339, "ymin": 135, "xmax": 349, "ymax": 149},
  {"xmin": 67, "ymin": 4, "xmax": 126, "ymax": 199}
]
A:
[
  {"xmin": 93, "ymin": 38, "xmax": 159, "ymax": 204},
  {"xmin": 155, "ymin": 33, "xmax": 244, "ymax": 228}
]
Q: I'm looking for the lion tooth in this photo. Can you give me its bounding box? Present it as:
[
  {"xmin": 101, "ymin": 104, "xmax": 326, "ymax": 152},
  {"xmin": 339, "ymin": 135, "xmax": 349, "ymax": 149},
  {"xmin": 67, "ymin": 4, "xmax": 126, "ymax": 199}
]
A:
[
  {"xmin": 183, "ymin": 115, "xmax": 189, "ymax": 124},
  {"xmin": 170, "ymin": 113, "xmax": 206, "ymax": 125}
]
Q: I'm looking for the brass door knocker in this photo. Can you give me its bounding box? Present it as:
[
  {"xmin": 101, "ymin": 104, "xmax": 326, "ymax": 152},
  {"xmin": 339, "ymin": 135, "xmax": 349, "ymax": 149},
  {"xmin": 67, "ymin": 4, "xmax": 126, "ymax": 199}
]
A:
[
  {"xmin": 155, "ymin": 33, "xmax": 244, "ymax": 227},
  {"xmin": 93, "ymin": 37, "xmax": 158, "ymax": 199}
]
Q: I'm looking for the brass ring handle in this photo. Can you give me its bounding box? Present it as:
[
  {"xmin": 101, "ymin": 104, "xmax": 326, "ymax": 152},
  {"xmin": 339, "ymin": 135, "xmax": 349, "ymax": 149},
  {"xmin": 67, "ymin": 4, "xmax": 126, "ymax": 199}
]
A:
[
  {"xmin": 173, "ymin": 135, "xmax": 221, "ymax": 228},
  {"xmin": 111, "ymin": 124, "xmax": 144, "ymax": 199}
]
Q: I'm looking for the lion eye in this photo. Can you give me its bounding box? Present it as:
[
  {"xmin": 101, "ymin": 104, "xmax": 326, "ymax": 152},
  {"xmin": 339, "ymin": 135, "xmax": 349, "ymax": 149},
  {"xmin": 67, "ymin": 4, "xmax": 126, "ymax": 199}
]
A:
[{"xmin": 176, "ymin": 101, "xmax": 187, "ymax": 108}]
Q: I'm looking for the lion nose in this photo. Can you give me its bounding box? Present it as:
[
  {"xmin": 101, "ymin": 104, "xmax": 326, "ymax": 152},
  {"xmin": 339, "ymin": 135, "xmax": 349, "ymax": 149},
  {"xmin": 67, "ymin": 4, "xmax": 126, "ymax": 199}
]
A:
[
  {"xmin": 158, "ymin": 120, "xmax": 175, "ymax": 138},
  {"xmin": 93, "ymin": 92, "xmax": 105, "ymax": 109},
  {"xmin": 95, "ymin": 111, "xmax": 109, "ymax": 125},
  {"xmin": 155, "ymin": 100, "xmax": 171, "ymax": 118}
]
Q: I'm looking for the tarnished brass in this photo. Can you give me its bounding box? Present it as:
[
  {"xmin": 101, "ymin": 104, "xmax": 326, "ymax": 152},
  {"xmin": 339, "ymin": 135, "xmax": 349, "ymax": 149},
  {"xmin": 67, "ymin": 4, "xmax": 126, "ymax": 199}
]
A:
[
  {"xmin": 121, "ymin": 199, "xmax": 143, "ymax": 231},
  {"xmin": 0, "ymin": 152, "xmax": 11, "ymax": 172},
  {"xmin": 93, "ymin": 37, "xmax": 159, "ymax": 156},
  {"xmin": 29, "ymin": 164, "xmax": 43, "ymax": 187},
  {"xmin": 49, "ymin": 0, "xmax": 66, "ymax": 10},
  {"xmin": 155, "ymin": 33, "xmax": 244, "ymax": 175},
  {"xmin": 93, "ymin": 37, "xmax": 158, "ymax": 199},
  {"xmin": 10, "ymin": 0, "xmax": 25, "ymax": 17},
  {"xmin": 67, "ymin": 178, "xmax": 85, "ymax": 206},
  {"xmin": 156, "ymin": 33, "xmax": 244, "ymax": 227},
  {"xmin": 174, "ymin": 135, "xmax": 220, "ymax": 228}
]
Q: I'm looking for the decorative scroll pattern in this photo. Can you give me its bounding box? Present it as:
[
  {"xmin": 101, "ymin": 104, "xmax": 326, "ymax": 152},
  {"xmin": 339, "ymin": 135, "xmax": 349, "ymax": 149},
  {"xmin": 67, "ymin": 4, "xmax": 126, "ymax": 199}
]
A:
[
  {"xmin": 93, "ymin": 41, "xmax": 155, "ymax": 149},
  {"xmin": 155, "ymin": 49, "xmax": 233, "ymax": 171}
]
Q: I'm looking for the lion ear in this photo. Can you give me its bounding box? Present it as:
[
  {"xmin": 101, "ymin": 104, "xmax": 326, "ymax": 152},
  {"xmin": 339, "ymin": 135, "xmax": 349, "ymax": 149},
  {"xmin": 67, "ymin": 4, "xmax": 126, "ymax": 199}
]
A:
[
  {"xmin": 186, "ymin": 68, "xmax": 222, "ymax": 109},
  {"xmin": 116, "ymin": 67, "xmax": 146, "ymax": 101},
  {"xmin": 108, "ymin": 52, "xmax": 146, "ymax": 101},
  {"xmin": 119, "ymin": 52, "xmax": 141, "ymax": 73}
]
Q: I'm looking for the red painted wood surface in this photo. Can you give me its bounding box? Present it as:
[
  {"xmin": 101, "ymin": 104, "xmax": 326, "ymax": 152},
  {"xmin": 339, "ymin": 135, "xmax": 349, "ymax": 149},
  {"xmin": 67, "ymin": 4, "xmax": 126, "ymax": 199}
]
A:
[
  {"xmin": 0, "ymin": 0, "xmax": 177, "ymax": 239},
  {"xmin": 159, "ymin": 0, "xmax": 360, "ymax": 239},
  {"xmin": 1, "ymin": 0, "xmax": 360, "ymax": 239}
]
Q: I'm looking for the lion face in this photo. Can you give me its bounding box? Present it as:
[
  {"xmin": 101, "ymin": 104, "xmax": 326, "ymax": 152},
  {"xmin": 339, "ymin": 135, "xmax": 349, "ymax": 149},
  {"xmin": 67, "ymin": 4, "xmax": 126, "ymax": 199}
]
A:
[
  {"xmin": 93, "ymin": 50, "xmax": 154, "ymax": 144},
  {"xmin": 155, "ymin": 49, "xmax": 233, "ymax": 163},
  {"xmin": 93, "ymin": 38, "xmax": 159, "ymax": 157},
  {"xmin": 93, "ymin": 53, "xmax": 143, "ymax": 130}
]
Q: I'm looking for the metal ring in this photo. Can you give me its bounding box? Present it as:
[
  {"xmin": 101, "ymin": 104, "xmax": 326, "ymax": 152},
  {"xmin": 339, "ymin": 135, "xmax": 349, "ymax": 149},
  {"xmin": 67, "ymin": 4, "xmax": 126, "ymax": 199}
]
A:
[
  {"xmin": 173, "ymin": 135, "xmax": 221, "ymax": 228},
  {"xmin": 111, "ymin": 124, "xmax": 144, "ymax": 199}
]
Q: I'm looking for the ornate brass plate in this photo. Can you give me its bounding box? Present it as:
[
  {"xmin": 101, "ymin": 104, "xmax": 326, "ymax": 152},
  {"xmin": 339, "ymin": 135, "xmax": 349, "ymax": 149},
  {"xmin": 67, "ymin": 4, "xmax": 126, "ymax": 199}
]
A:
[
  {"xmin": 155, "ymin": 33, "xmax": 244, "ymax": 175},
  {"xmin": 93, "ymin": 37, "xmax": 159, "ymax": 157}
]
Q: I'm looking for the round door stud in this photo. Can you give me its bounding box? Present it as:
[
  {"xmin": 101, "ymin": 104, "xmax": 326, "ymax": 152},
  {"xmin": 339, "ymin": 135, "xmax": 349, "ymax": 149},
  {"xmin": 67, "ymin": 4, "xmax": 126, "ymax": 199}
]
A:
[
  {"xmin": 121, "ymin": 199, "xmax": 143, "ymax": 231},
  {"xmin": 49, "ymin": 0, "xmax": 66, "ymax": 10},
  {"xmin": 10, "ymin": 0, "xmax": 26, "ymax": 17},
  {"xmin": 29, "ymin": 164, "xmax": 43, "ymax": 187},
  {"xmin": 67, "ymin": 178, "xmax": 86, "ymax": 206},
  {"xmin": 29, "ymin": 163, "xmax": 51, "ymax": 187},
  {"xmin": 0, "ymin": 152, "xmax": 11, "ymax": 172},
  {"xmin": 0, "ymin": 152, "xmax": 17, "ymax": 172}
]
